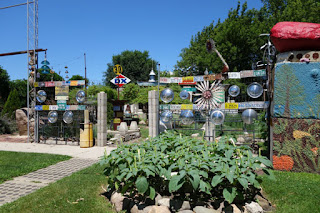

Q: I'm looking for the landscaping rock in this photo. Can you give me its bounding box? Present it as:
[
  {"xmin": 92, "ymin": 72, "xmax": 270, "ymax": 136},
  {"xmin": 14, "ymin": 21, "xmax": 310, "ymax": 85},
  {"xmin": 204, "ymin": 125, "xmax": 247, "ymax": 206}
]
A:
[
  {"xmin": 170, "ymin": 200, "xmax": 191, "ymax": 211},
  {"xmin": 237, "ymin": 136, "xmax": 245, "ymax": 144},
  {"xmin": 143, "ymin": 206, "xmax": 154, "ymax": 213},
  {"xmin": 131, "ymin": 204, "xmax": 148, "ymax": 213},
  {"xmin": 223, "ymin": 204, "xmax": 242, "ymax": 213},
  {"xmin": 139, "ymin": 120, "xmax": 146, "ymax": 125},
  {"xmin": 245, "ymin": 202, "xmax": 263, "ymax": 213},
  {"xmin": 255, "ymin": 195, "xmax": 273, "ymax": 212},
  {"xmin": 177, "ymin": 210, "xmax": 194, "ymax": 213},
  {"xmin": 191, "ymin": 133, "xmax": 200, "ymax": 138},
  {"xmin": 110, "ymin": 192, "xmax": 126, "ymax": 212},
  {"xmin": 158, "ymin": 198, "xmax": 170, "ymax": 208},
  {"xmin": 155, "ymin": 194, "xmax": 163, "ymax": 205},
  {"xmin": 193, "ymin": 206, "xmax": 220, "ymax": 213},
  {"xmin": 149, "ymin": 206, "xmax": 171, "ymax": 213}
]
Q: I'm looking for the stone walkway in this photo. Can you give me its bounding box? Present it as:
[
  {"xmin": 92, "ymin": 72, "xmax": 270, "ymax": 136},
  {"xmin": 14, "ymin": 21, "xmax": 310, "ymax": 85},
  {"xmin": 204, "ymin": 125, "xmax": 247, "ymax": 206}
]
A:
[{"xmin": 0, "ymin": 157, "xmax": 97, "ymax": 206}]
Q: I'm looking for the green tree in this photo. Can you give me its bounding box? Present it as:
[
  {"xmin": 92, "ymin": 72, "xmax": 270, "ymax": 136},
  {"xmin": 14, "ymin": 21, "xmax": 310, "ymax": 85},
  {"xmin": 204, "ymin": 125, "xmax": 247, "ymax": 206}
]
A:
[
  {"xmin": 37, "ymin": 70, "xmax": 63, "ymax": 82},
  {"xmin": 1, "ymin": 89, "xmax": 21, "ymax": 118},
  {"xmin": 10, "ymin": 79, "xmax": 28, "ymax": 108},
  {"xmin": 0, "ymin": 66, "xmax": 10, "ymax": 104},
  {"xmin": 103, "ymin": 50, "xmax": 158, "ymax": 86},
  {"xmin": 121, "ymin": 83, "xmax": 140, "ymax": 103},
  {"xmin": 274, "ymin": 64, "xmax": 305, "ymax": 117}
]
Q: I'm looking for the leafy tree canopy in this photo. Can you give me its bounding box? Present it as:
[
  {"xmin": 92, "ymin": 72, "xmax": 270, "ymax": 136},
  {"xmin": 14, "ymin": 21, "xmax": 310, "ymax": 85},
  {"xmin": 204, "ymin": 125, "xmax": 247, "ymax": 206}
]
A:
[
  {"xmin": 10, "ymin": 79, "xmax": 28, "ymax": 108},
  {"xmin": 0, "ymin": 66, "xmax": 10, "ymax": 103},
  {"xmin": 1, "ymin": 89, "xmax": 20, "ymax": 118},
  {"xmin": 176, "ymin": 0, "xmax": 320, "ymax": 74},
  {"xmin": 103, "ymin": 50, "xmax": 158, "ymax": 86},
  {"xmin": 37, "ymin": 70, "xmax": 64, "ymax": 82}
]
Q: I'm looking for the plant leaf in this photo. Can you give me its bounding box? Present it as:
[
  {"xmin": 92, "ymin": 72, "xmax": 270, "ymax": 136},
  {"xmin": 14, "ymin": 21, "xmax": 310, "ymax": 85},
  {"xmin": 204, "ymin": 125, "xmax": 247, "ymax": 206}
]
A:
[
  {"xmin": 211, "ymin": 175, "xmax": 223, "ymax": 187},
  {"xmin": 188, "ymin": 170, "xmax": 200, "ymax": 190},
  {"xmin": 169, "ymin": 174, "xmax": 185, "ymax": 193},
  {"xmin": 226, "ymin": 172, "xmax": 234, "ymax": 184},
  {"xmin": 135, "ymin": 176, "xmax": 149, "ymax": 194},
  {"xmin": 223, "ymin": 187, "xmax": 237, "ymax": 204},
  {"xmin": 238, "ymin": 177, "xmax": 248, "ymax": 189},
  {"xmin": 149, "ymin": 186, "xmax": 156, "ymax": 200}
]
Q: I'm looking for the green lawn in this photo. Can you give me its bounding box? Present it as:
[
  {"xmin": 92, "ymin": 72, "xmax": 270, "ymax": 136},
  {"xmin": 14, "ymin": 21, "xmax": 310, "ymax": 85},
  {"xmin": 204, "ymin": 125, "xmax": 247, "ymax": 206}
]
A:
[
  {"xmin": 0, "ymin": 151, "xmax": 71, "ymax": 184},
  {"xmin": 261, "ymin": 170, "xmax": 320, "ymax": 213},
  {"xmin": 0, "ymin": 163, "xmax": 115, "ymax": 213}
]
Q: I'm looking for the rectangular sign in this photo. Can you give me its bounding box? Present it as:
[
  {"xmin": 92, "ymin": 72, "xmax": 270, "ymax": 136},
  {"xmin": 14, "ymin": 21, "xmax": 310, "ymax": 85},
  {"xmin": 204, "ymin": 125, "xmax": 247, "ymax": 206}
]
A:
[
  {"xmin": 69, "ymin": 105, "xmax": 78, "ymax": 110},
  {"xmin": 181, "ymin": 104, "xmax": 193, "ymax": 110},
  {"xmin": 35, "ymin": 105, "xmax": 43, "ymax": 111},
  {"xmin": 253, "ymin": 69, "xmax": 266, "ymax": 77},
  {"xmin": 49, "ymin": 105, "xmax": 58, "ymax": 110},
  {"xmin": 194, "ymin": 76, "xmax": 204, "ymax": 82},
  {"xmin": 179, "ymin": 76, "xmax": 196, "ymax": 85},
  {"xmin": 55, "ymin": 86, "xmax": 69, "ymax": 97},
  {"xmin": 228, "ymin": 72, "xmax": 241, "ymax": 79},
  {"xmin": 42, "ymin": 105, "xmax": 49, "ymax": 110},
  {"xmin": 77, "ymin": 105, "xmax": 86, "ymax": 110},
  {"xmin": 181, "ymin": 87, "xmax": 197, "ymax": 92},
  {"xmin": 160, "ymin": 105, "xmax": 170, "ymax": 110},
  {"xmin": 114, "ymin": 118, "xmax": 121, "ymax": 124},
  {"xmin": 225, "ymin": 102, "xmax": 239, "ymax": 109},
  {"xmin": 238, "ymin": 101, "xmax": 269, "ymax": 109},
  {"xmin": 170, "ymin": 77, "xmax": 182, "ymax": 83},
  {"xmin": 240, "ymin": 70, "xmax": 254, "ymax": 78},
  {"xmin": 57, "ymin": 100, "xmax": 66, "ymax": 110},
  {"xmin": 45, "ymin": 81, "xmax": 55, "ymax": 87},
  {"xmin": 55, "ymin": 81, "xmax": 63, "ymax": 87},
  {"xmin": 55, "ymin": 96, "xmax": 69, "ymax": 100},
  {"xmin": 160, "ymin": 77, "xmax": 170, "ymax": 83},
  {"xmin": 203, "ymin": 73, "xmax": 223, "ymax": 81}
]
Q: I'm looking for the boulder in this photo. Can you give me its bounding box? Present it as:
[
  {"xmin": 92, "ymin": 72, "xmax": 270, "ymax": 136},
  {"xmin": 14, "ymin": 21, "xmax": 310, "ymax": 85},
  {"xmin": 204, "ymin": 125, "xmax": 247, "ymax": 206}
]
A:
[
  {"xmin": 158, "ymin": 198, "xmax": 170, "ymax": 208},
  {"xmin": 110, "ymin": 192, "xmax": 130, "ymax": 212},
  {"xmin": 191, "ymin": 133, "xmax": 200, "ymax": 138},
  {"xmin": 149, "ymin": 206, "xmax": 171, "ymax": 213},
  {"xmin": 245, "ymin": 202, "xmax": 263, "ymax": 213},
  {"xmin": 177, "ymin": 211, "xmax": 194, "ymax": 213},
  {"xmin": 224, "ymin": 204, "xmax": 242, "ymax": 213},
  {"xmin": 16, "ymin": 108, "xmax": 34, "ymax": 136},
  {"xmin": 255, "ymin": 195, "xmax": 273, "ymax": 212},
  {"xmin": 193, "ymin": 206, "xmax": 220, "ymax": 213}
]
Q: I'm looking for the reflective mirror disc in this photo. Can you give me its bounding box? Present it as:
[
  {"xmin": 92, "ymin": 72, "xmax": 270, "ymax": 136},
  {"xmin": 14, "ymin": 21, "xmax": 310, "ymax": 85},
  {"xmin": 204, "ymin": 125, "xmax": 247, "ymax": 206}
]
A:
[
  {"xmin": 179, "ymin": 90, "xmax": 189, "ymax": 100},
  {"xmin": 242, "ymin": 109, "xmax": 258, "ymax": 124},
  {"xmin": 180, "ymin": 110, "xmax": 194, "ymax": 125},
  {"xmin": 160, "ymin": 88, "xmax": 174, "ymax": 103},
  {"xmin": 210, "ymin": 110, "xmax": 225, "ymax": 125},
  {"xmin": 36, "ymin": 90, "xmax": 47, "ymax": 103},
  {"xmin": 48, "ymin": 111, "xmax": 58, "ymax": 124},
  {"xmin": 63, "ymin": 111, "xmax": 73, "ymax": 124},
  {"xmin": 160, "ymin": 110, "xmax": 173, "ymax": 123},
  {"xmin": 76, "ymin": 90, "xmax": 86, "ymax": 103},
  {"xmin": 247, "ymin": 82, "xmax": 263, "ymax": 98},
  {"xmin": 228, "ymin": 85, "xmax": 240, "ymax": 97}
]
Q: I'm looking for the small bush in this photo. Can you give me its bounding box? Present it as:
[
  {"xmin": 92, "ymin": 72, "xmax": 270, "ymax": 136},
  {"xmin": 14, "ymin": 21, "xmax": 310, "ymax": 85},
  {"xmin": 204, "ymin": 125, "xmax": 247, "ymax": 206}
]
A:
[
  {"xmin": 101, "ymin": 131, "xmax": 274, "ymax": 204},
  {"xmin": 0, "ymin": 115, "xmax": 17, "ymax": 134},
  {"xmin": 1, "ymin": 89, "xmax": 20, "ymax": 118}
]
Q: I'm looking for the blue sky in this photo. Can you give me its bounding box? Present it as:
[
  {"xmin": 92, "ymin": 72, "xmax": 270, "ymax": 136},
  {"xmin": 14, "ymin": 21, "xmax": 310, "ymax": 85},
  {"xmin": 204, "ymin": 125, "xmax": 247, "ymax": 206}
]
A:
[{"xmin": 0, "ymin": 0, "xmax": 263, "ymax": 85}]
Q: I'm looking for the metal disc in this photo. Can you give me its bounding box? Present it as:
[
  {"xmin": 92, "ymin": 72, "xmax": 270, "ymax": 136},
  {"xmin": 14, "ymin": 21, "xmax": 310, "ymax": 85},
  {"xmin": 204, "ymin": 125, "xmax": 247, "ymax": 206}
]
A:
[
  {"xmin": 36, "ymin": 90, "xmax": 47, "ymax": 103},
  {"xmin": 76, "ymin": 90, "xmax": 86, "ymax": 103},
  {"xmin": 160, "ymin": 88, "xmax": 174, "ymax": 103},
  {"xmin": 247, "ymin": 82, "xmax": 263, "ymax": 98},
  {"xmin": 160, "ymin": 110, "xmax": 173, "ymax": 123},
  {"xmin": 179, "ymin": 90, "xmax": 189, "ymax": 100},
  {"xmin": 48, "ymin": 111, "xmax": 58, "ymax": 124},
  {"xmin": 63, "ymin": 111, "xmax": 73, "ymax": 124},
  {"xmin": 210, "ymin": 110, "xmax": 225, "ymax": 125},
  {"xmin": 242, "ymin": 109, "xmax": 258, "ymax": 124},
  {"xmin": 180, "ymin": 110, "xmax": 194, "ymax": 125},
  {"xmin": 228, "ymin": 85, "xmax": 240, "ymax": 97}
]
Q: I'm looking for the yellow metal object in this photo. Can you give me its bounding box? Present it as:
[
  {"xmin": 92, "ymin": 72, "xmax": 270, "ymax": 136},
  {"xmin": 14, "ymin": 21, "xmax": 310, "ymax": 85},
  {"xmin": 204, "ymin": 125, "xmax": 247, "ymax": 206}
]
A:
[
  {"xmin": 225, "ymin": 103, "xmax": 239, "ymax": 109},
  {"xmin": 80, "ymin": 123, "xmax": 93, "ymax": 148}
]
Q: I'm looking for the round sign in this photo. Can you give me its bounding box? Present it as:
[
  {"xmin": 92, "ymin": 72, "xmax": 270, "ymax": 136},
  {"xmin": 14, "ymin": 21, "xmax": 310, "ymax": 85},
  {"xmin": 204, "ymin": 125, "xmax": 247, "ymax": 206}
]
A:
[{"xmin": 113, "ymin": 64, "xmax": 123, "ymax": 75}]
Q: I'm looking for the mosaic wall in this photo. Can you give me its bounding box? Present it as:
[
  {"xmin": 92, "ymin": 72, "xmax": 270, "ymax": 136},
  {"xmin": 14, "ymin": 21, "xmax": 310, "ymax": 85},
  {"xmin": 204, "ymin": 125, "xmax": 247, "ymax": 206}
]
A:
[
  {"xmin": 272, "ymin": 118, "xmax": 320, "ymax": 173},
  {"xmin": 273, "ymin": 62, "xmax": 320, "ymax": 119}
]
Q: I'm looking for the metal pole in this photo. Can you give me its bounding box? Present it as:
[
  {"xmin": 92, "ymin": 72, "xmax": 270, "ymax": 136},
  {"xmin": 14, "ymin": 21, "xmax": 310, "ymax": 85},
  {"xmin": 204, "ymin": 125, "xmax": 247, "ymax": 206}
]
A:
[
  {"xmin": 158, "ymin": 63, "xmax": 160, "ymax": 95},
  {"xmin": 84, "ymin": 53, "xmax": 87, "ymax": 94},
  {"xmin": 0, "ymin": 2, "xmax": 34, "ymax": 10},
  {"xmin": 27, "ymin": 0, "xmax": 30, "ymax": 143}
]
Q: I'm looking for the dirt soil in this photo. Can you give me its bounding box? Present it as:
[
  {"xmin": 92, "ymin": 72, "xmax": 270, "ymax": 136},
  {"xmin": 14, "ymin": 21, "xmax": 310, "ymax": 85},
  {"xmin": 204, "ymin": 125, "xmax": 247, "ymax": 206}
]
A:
[{"xmin": 0, "ymin": 134, "xmax": 27, "ymax": 143}]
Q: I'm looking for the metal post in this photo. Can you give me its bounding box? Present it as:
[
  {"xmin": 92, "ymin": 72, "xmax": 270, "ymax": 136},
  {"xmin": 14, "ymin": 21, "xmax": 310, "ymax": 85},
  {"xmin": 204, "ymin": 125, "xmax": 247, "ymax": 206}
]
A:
[
  {"xmin": 84, "ymin": 53, "xmax": 87, "ymax": 94},
  {"xmin": 27, "ymin": 0, "xmax": 30, "ymax": 143}
]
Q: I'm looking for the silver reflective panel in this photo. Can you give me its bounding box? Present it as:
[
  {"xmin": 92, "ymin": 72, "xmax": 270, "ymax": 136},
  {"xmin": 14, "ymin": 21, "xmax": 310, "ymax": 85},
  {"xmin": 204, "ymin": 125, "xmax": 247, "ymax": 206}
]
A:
[
  {"xmin": 179, "ymin": 90, "xmax": 189, "ymax": 100},
  {"xmin": 76, "ymin": 90, "xmax": 86, "ymax": 103},
  {"xmin": 228, "ymin": 85, "xmax": 240, "ymax": 97},
  {"xmin": 210, "ymin": 110, "xmax": 225, "ymax": 125},
  {"xmin": 247, "ymin": 82, "xmax": 263, "ymax": 98},
  {"xmin": 36, "ymin": 90, "xmax": 47, "ymax": 103},
  {"xmin": 180, "ymin": 110, "xmax": 194, "ymax": 125},
  {"xmin": 160, "ymin": 88, "xmax": 174, "ymax": 103},
  {"xmin": 48, "ymin": 111, "xmax": 58, "ymax": 124},
  {"xmin": 160, "ymin": 110, "xmax": 173, "ymax": 123},
  {"xmin": 63, "ymin": 111, "xmax": 73, "ymax": 124},
  {"xmin": 242, "ymin": 109, "xmax": 258, "ymax": 124}
]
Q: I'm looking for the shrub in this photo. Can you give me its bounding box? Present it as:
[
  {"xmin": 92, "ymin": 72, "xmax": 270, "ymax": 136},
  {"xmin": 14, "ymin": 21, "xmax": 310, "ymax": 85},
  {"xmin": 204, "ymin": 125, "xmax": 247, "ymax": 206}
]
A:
[
  {"xmin": 1, "ymin": 89, "xmax": 20, "ymax": 118},
  {"xmin": 0, "ymin": 115, "xmax": 17, "ymax": 134},
  {"xmin": 101, "ymin": 131, "xmax": 274, "ymax": 204}
]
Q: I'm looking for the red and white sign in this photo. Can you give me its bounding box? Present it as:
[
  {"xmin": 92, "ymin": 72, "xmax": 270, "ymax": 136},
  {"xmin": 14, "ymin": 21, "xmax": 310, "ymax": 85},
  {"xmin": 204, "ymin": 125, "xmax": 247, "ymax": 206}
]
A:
[{"xmin": 110, "ymin": 74, "xmax": 131, "ymax": 88}]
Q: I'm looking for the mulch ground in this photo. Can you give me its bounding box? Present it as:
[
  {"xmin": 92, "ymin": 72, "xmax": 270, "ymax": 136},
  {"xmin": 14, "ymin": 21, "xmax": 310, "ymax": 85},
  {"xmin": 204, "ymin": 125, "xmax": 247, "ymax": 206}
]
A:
[{"xmin": 0, "ymin": 134, "xmax": 27, "ymax": 143}]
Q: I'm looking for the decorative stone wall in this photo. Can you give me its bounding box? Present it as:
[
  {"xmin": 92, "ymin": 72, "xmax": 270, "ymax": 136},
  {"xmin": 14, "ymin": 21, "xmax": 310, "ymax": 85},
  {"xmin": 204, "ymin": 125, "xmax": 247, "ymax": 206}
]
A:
[
  {"xmin": 97, "ymin": 92, "xmax": 107, "ymax": 146},
  {"xmin": 148, "ymin": 90, "xmax": 159, "ymax": 138}
]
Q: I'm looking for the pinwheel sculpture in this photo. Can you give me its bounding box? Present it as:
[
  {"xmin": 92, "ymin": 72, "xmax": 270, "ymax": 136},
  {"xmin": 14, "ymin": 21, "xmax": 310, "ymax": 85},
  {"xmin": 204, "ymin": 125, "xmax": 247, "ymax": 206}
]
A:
[{"xmin": 194, "ymin": 80, "xmax": 224, "ymax": 111}]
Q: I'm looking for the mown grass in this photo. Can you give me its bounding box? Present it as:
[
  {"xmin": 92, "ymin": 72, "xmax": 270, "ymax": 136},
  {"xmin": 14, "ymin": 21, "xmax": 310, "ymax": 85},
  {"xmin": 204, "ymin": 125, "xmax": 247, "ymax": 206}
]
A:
[
  {"xmin": 0, "ymin": 151, "xmax": 71, "ymax": 184},
  {"xmin": 261, "ymin": 170, "xmax": 320, "ymax": 213},
  {"xmin": 0, "ymin": 163, "xmax": 115, "ymax": 213}
]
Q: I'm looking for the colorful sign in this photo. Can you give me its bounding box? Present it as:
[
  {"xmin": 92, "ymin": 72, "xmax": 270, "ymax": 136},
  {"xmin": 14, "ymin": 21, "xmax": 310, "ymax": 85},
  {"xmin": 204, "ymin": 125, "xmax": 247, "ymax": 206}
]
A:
[
  {"xmin": 170, "ymin": 77, "xmax": 182, "ymax": 83},
  {"xmin": 253, "ymin": 69, "xmax": 266, "ymax": 77},
  {"xmin": 49, "ymin": 105, "xmax": 58, "ymax": 110},
  {"xmin": 179, "ymin": 76, "xmax": 196, "ymax": 85},
  {"xmin": 113, "ymin": 64, "xmax": 123, "ymax": 75},
  {"xmin": 194, "ymin": 76, "xmax": 204, "ymax": 82},
  {"xmin": 182, "ymin": 87, "xmax": 197, "ymax": 92},
  {"xmin": 114, "ymin": 118, "xmax": 121, "ymax": 124},
  {"xmin": 160, "ymin": 77, "xmax": 171, "ymax": 83},
  {"xmin": 240, "ymin": 70, "xmax": 254, "ymax": 78},
  {"xmin": 225, "ymin": 103, "xmax": 239, "ymax": 109},
  {"xmin": 228, "ymin": 72, "xmax": 241, "ymax": 79},
  {"xmin": 181, "ymin": 104, "xmax": 193, "ymax": 110},
  {"xmin": 110, "ymin": 74, "xmax": 131, "ymax": 87},
  {"xmin": 203, "ymin": 73, "xmax": 223, "ymax": 81},
  {"xmin": 238, "ymin": 101, "xmax": 269, "ymax": 109},
  {"xmin": 57, "ymin": 100, "xmax": 66, "ymax": 110},
  {"xmin": 45, "ymin": 81, "xmax": 55, "ymax": 87}
]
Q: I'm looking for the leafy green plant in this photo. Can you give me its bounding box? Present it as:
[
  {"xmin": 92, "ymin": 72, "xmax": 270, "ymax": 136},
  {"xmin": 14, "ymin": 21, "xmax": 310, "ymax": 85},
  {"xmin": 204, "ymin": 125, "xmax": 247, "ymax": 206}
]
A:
[{"xmin": 101, "ymin": 131, "xmax": 274, "ymax": 204}]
